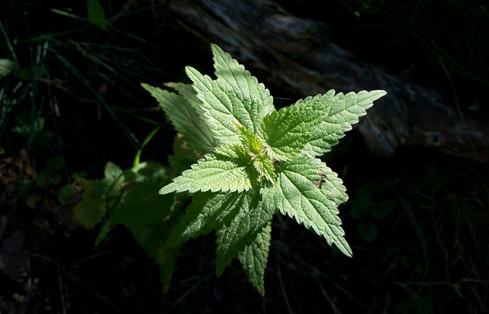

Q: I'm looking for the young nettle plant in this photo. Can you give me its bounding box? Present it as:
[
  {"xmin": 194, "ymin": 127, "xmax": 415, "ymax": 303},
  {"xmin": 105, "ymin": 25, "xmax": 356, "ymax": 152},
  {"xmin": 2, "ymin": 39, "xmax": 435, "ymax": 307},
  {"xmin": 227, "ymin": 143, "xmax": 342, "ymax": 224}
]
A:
[{"xmin": 142, "ymin": 44, "xmax": 386, "ymax": 295}]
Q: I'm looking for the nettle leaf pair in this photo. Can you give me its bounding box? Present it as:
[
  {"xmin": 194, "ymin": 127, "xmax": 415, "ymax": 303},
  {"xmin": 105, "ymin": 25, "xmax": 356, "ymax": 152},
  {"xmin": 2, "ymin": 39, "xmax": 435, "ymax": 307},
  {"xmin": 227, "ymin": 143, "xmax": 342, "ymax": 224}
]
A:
[{"xmin": 142, "ymin": 44, "xmax": 386, "ymax": 295}]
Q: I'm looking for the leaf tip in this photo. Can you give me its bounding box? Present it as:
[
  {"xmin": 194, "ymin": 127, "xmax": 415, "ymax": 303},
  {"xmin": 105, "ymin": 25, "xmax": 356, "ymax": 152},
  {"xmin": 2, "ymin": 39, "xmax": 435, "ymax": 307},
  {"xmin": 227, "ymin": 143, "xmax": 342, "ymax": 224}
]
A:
[
  {"xmin": 215, "ymin": 265, "xmax": 225, "ymax": 277},
  {"xmin": 210, "ymin": 43, "xmax": 221, "ymax": 53},
  {"xmin": 140, "ymin": 82, "xmax": 155, "ymax": 93},
  {"xmin": 370, "ymin": 90, "xmax": 388, "ymax": 101},
  {"xmin": 159, "ymin": 182, "xmax": 177, "ymax": 195},
  {"xmin": 184, "ymin": 65, "xmax": 198, "ymax": 76}
]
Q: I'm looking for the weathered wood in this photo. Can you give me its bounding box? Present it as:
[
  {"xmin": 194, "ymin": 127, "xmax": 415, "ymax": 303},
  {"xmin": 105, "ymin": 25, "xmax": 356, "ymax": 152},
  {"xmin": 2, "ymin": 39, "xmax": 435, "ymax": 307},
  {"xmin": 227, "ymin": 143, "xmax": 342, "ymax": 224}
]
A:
[{"xmin": 155, "ymin": 0, "xmax": 488, "ymax": 161}]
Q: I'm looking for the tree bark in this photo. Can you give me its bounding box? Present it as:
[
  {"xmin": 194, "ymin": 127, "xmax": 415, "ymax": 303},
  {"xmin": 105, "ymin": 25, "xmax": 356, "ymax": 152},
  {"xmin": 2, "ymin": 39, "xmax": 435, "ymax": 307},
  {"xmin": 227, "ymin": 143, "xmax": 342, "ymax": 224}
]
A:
[{"xmin": 155, "ymin": 0, "xmax": 488, "ymax": 161}]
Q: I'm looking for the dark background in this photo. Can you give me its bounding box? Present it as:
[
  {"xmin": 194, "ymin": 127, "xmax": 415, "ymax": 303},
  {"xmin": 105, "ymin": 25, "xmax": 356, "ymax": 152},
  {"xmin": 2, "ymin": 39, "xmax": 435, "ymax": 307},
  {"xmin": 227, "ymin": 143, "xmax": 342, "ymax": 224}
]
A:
[{"xmin": 1, "ymin": 0, "xmax": 488, "ymax": 313}]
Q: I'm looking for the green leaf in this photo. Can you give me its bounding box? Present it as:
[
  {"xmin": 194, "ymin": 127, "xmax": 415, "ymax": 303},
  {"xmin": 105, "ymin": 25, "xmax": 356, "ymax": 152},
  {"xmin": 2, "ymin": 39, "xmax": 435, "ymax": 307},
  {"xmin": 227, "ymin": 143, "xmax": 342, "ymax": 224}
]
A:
[
  {"xmin": 262, "ymin": 157, "xmax": 352, "ymax": 257},
  {"xmin": 12, "ymin": 113, "xmax": 45, "ymax": 136},
  {"xmin": 171, "ymin": 82, "xmax": 208, "ymax": 120},
  {"xmin": 165, "ymin": 191, "xmax": 252, "ymax": 247},
  {"xmin": 109, "ymin": 179, "xmax": 177, "ymax": 230},
  {"xmin": 0, "ymin": 59, "xmax": 16, "ymax": 78},
  {"xmin": 160, "ymin": 145, "xmax": 258, "ymax": 194},
  {"xmin": 141, "ymin": 83, "xmax": 216, "ymax": 154},
  {"xmin": 302, "ymin": 90, "xmax": 387, "ymax": 156},
  {"xmin": 123, "ymin": 161, "xmax": 168, "ymax": 183},
  {"xmin": 257, "ymin": 97, "xmax": 326, "ymax": 161},
  {"xmin": 317, "ymin": 164, "xmax": 349, "ymax": 206},
  {"xmin": 95, "ymin": 222, "xmax": 114, "ymax": 245},
  {"xmin": 58, "ymin": 184, "xmax": 72, "ymax": 206},
  {"xmin": 238, "ymin": 220, "xmax": 272, "ymax": 296},
  {"xmin": 185, "ymin": 67, "xmax": 252, "ymax": 145},
  {"xmin": 235, "ymin": 123, "xmax": 263, "ymax": 155},
  {"xmin": 211, "ymin": 44, "xmax": 275, "ymax": 133},
  {"xmin": 252, "ymin": 153, "xmax": 276, "ymax": 184},
  {"xmin": 87, "ymin": 0, "xmax": 111, "ymax": 30},
  {"xmin": 94, "ymin": 162, "xmax": 170, "ymax": 245},
  {"xmin": 215, "ymin": 190, "xmax": 272, "ymax": 276},
  {"xmin": 104, "ymin": 161, "xmax": 123, "ymax": 181},
  {"xmin": 91, "ymin": 178, "xmax": 119, "ymax": 199},
  {"xmin": 84, "ymin": 161, "xmax": 124, "ymax": 199},
  {"xmin": 73, "ymin": 194, "xmax": 106, "ymax": 229}
]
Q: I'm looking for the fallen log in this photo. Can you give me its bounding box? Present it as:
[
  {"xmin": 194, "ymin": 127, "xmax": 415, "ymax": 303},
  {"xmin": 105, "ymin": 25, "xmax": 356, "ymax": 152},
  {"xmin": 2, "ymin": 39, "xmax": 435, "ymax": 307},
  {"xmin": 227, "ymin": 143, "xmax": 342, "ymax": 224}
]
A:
[{"xmin": 152, "ymin": 0, "xmax": 488, "ymax": 161}]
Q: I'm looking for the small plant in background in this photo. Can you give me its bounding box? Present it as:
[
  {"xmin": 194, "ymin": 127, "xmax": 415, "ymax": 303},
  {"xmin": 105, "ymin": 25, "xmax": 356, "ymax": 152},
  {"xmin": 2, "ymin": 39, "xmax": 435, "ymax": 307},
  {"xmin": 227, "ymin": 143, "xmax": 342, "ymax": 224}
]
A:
[
  {"xmin": 138, "ymin": 44, "xmax": 386, "ymax": 294},
  {"xmin": 73, "ymin": 160, "xmax": 180, "ymax": 293}
]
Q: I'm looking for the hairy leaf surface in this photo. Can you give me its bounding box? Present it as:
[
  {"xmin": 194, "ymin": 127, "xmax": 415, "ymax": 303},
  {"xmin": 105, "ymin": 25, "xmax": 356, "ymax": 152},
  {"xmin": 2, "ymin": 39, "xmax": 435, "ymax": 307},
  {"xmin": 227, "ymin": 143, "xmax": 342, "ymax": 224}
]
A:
[
  {"xmin": 235, "ymin": 123, "xmax": 263, "ymax": 155},
  {"xmin": 215, "ymin": 191, "xmax": 272, "ymax": 276},
  {"xmin": 186, "ymin": 67, "xmax": 252, "ymax": 145},
  {"xmin": 303, "ymin": 90, "xmax": 387, "ymax": 156},
  {"xmin": 160, "ymin": 145, "xmax": 258, "ymax": 194},
  {"xmin": 238, "ymin": 221, "xmax": 272, "ymax": 296},
  {"xmin": 317, "ymin": 164, "xmax": 349, "ymax": 206},
  {"xmin": 164, "ymin": 191, "xmax": 251, "ymax": 247},
  {"xmin": 141, "ymin": 83, "xmax": 216, "ymax": 154},
  {"xmin": 211, "ymin": 44, "xmax": 275, "ymax": 133},
  {"xmin": 263, "ymin": 157, "xmax": 352, "ymax": 257},
  {"xmin": 257, "ymin": 95, "xmax": 330, "ymax": 161}
]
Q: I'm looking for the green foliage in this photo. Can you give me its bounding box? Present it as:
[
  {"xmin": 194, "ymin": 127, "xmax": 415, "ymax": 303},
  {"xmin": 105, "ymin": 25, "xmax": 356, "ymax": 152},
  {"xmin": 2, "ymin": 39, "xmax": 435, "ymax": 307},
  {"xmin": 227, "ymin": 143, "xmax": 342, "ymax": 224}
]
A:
[
  {"xmin": 146, "ymin": 44, "xmax": 386, "ymax": 294},
  {"xmin": 0, "ymin": 59, "xmax": 16, "ymax": 78},
  {"xmin": 87, "ymin": 0, "xmax": 112, "ymax": 30},
  {"xmin": 73, "ymin": 161, "xmax": 181, "ymax": 292}
]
